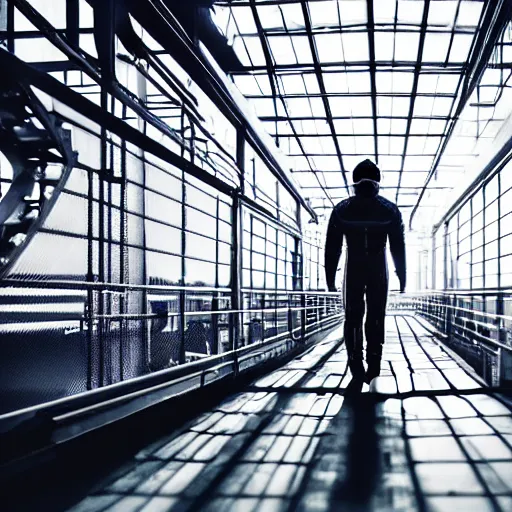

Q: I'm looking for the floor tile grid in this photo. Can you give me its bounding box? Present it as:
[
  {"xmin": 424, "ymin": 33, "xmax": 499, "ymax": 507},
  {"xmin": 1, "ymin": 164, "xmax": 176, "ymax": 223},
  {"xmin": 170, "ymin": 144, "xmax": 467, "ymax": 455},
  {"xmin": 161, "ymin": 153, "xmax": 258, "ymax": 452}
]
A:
[
  {"xmin": 69, "ymin": 318, "xmax": 512, "ymax": 512},
  {"xmin": 70, "ymin": 332, "xmax": 347, "ymax": 512},
  {"xmin": 396, "ymin": 318, "xmax": 512, "ymax": 509}
]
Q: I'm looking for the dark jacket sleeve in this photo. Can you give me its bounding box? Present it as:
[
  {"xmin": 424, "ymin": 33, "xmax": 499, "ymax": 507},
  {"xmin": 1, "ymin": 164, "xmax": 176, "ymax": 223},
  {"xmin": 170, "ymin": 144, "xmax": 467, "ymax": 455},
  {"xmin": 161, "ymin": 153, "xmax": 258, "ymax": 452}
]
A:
[
  {"xmin": 324, "ymin": 208, "xmax": 344, "ymax": 291},
  {"xmin": 389, "ymin": 208, "xmax": 406, "ymax": 291}
]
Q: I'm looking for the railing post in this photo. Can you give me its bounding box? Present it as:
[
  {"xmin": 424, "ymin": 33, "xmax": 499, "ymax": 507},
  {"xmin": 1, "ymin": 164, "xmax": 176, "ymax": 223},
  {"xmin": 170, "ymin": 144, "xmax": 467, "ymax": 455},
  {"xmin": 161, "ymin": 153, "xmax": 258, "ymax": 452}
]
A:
[
  {"xmin": 212, "ymin": 295, "xmax": 219, "ymax": 355},
  {"xmin": 301, "ymin": 293, "xmax": 306, "ymax": 340},
  {"xmin": 230, "ymin": 193, "xmax": 242, "ymax": 351},
  {"xmin": 179, "ymin": 289, "xmax": 186, "ymax": 364}
]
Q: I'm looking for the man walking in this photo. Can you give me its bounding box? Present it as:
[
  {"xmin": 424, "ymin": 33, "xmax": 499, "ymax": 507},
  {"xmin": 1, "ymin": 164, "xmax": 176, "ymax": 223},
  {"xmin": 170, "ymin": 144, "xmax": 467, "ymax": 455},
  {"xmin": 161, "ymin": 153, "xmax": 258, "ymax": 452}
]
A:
[{"xmin": 325, "ymin": 160, "xmax": 406, "ymax": 383}]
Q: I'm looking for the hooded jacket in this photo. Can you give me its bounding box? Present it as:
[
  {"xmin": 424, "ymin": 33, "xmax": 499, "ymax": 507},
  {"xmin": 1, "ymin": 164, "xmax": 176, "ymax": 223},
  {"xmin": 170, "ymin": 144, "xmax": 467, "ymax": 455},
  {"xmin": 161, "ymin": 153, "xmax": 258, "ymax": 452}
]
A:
[{"xmin": 324, "ymin": 181, "xmax": 406, "ymax": 291}]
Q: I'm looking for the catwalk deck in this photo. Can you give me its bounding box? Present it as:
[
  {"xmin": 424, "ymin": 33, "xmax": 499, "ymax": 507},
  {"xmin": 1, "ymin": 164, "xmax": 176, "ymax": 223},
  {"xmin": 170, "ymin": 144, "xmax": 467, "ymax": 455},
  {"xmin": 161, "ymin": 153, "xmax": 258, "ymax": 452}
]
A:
[{"xmin": 70, "ymin": 315, "xmax": 512, "ymax": 512}]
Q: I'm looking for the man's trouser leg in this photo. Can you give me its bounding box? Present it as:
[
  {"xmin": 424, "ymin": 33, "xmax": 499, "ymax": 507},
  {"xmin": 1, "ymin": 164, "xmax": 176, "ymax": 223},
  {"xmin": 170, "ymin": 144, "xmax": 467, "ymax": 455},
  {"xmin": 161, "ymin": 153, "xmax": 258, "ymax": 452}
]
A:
[
  {"xmin": 364, "ymin": 259, "xmax": 388, "ymax": 382},
  {"xmin": 343, "ymin": 265, "xmax": 366, "ymax": 379}
]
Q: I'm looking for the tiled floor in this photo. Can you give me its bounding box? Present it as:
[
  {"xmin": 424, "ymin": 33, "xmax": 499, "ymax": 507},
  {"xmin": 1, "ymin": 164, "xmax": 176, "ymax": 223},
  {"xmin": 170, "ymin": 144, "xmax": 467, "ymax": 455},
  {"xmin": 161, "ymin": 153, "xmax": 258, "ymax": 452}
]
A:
[{"xmin": 69, "ymin": 315, "xmax": 512, "ymax": 512}]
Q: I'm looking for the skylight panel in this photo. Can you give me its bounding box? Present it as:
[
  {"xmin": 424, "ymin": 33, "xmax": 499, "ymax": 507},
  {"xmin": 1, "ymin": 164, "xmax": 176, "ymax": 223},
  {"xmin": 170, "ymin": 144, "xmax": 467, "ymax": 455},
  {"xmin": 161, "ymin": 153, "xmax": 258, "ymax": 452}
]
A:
[
  {"xmin": 400, "ymin": 171, "xmax": 429, "ymax": 187},
  {"xmin": 333, "ymin": 118, "xmax": 356, "ymax": 134},
  {"xmin": 250, "ymin": 97, "xmax": 285, "ymax": 117},
  {"xmin": 347, "ymin": 72, "xmax": 372, "ymax": 93},
  {"xmin": 295, "ymin": 172, "xmax": 326, "ymax": 188},
  {"xmin": 377, "ymin": 118, "xmax": 391, "ymax": 135},
  {"xmin": 382, "ymin": 171, "xmax": 401, "ymax": 187},
  {"xmin": 279, "ymin": 75, "xmax": 307, "ymax": 95},
  {"xmin": 380, "ymin": 157, "xmax": 403, "ymax": 172},
  {"xmin": 375, "ymin": 32, "xmax": 395, "ymax": 61},
  {"xmin": 427, "ymin": 1, "xmax": 458, "ymax": 27},
  {"xmin": 449, "ymin": 34, "xmax": 474, "ymax": 63},
  {"xmin": 378, "ymin": 136, "xmax": 391, "ymax": 154},
  {"xmin": 355, "ymin": 136, "xmax": 376, "ymax": 154},
  {"xmin": 231, "ymin": 6, "xmax": 258, "ymax": 34},
  {"xmin": 13, "ymin": 7, "xmax": 37, "ymax": 31},
  {"xmin": 255, "ymin": 75, "xmax": 272, "ymax": 95},
  {"xmin": 377, "ymin": 97, "xmax": 392, "ymax": 117},
  {"xmin": 407, "ymin": 136, "xmax": 427, "ymax": 154},
  {"xmin": 397, "ymin": 0, "xmax": 425, "ymax": 25},
  {"xmin": 403, "ymin": 155, "xmax": 434, "ymax": 171},
  {"xmin": 290, "ymin": 36, "xmax": 314, "ymax": 64},
  {"xmin": 394, "ymin": 32, "xmax": 420, "ymax": 61},
  {"xmin": 257, "ymin": 5, "xmax": 285, "ymax": 30},
  {"xmin": 328, "ymin": 97, "xmax": 351, "ymax": 116},
  {"xmin": 338, "ymin": 136, "xmax": 356, "ymax": 154},
  {"xmin": 315, "ymin": 33, "xmax": 344, "ymax": 63},
  {"xmin": 281, "ymin": 137, "xmax": 302, "ymax": 155},
  {"xmin": 309, "ymin": 1, "xmax": 340, "ymax": 28},
  {"xmin": 391, "ymin": 97, "xmax": 411, "ymax": 117},
  {"xmin": 480, "ymin": 68, "xmax": 503, "ymax": 86},
  {"xmin": 352, "ymin": 118, "xmax": 375, "ymax": 135},
  {"xmin": 456, "ymin": 1, "xmax": 484, "ymax": 27},
  {"xmin": 436, "ymin": 74, "xmax": 460, "ymax": 94},
  {"xmin": 300, "ymin": 136, "xmax": 332, "ymax": 154},
  {"xmin": 339, "ymin": 1, "xmax": 368, "ymax": 25},
  {"xmin": 233, "ymin": 75, "xmax": 266, "ymax": 95},
  {"xmin": 303, "ymin": 74, "xmax": 321, "ymax": 94},
  {"xmin": 14, "ymin": 38, "xmax": 67, "ymax": 62},
  {"xmin": 291, "ymin": 156, "xmax": 312, "ymax": 170},
  {"xmin": 314, "ymin": 119, "xmax": 331, "ymax": 135},
  {"xmin": 374, "ymin": 1, "xmax": 397, "ymax": 24},
  {"xmin": 323, "ymin": 72, "xmax": 349, "ymax": 93},
  {"xmin": 293, "ymin": 120, "xmax": 315, "ymax": 135},
  {"xmin": 429, "ymin": 119, "xmax": 447, "ymax": 134},
  {"xmin": 417, "ymin": 74, "xmax": 440, "ymax": 93},
  {"xmin": 274, "ymin": 120, "xmax": 293, "ymax": 135},
  {"xmin": 341, "ymin": 33, "xmax": 369, "ymax": 61},
  {"xmin": 432, "ymin": 97, "xmax": 454, "ymax": 116},
  {"xmin": 268, "ymin": 36, "xmax": 299, "ymax": 65},
  {"xmin": 424, "ymin": 136, "xmax": 442, "ymax": 155},
  {"xmin": 323, "ymin": 172, "xmax": 346, "ymax": 187},
  {"xmin": 285, "ymin": 97, "xmax": 315, "ymax": 117},
  {"xmin": 376, "ymin": 72, "xmax": 414, "ymax": 93},
  {"xmin": 312, "ymin": 156, "xmax": 342, "ymax": 171},
  {"xmin": 410, "ymin": 118, "xmax": 432, "ymax": 134},
  {"xmin": 350, "ymin": 96, "xmax": 373, "ymax": 117},
  {"xmin": 391, "ymin": 118, "xmax": 408, "ymax": 134},
  {"xmin": 422, "ymin": 32, "xmax": 452, "ymax": 62},
  {"xmin": 19, "ymin": 0, "xmax": 67, "ymax": 29},
  {"xmin": 234, "ymin": 37, "xmax": 266, "ymax": 67},
  {"xmin": 280, "ymin": 3, "xmax": 305, "ymax": 29},
  {"xmin": 390, "ymin": 136, "xmax": 406, "ymax": 154},
  {"xmin": 309, "ymin": 98, "xmax": 327, "ymax": 117},
  {"xmin": 413, "ymin": 96, "xmax": 435, "ymax": 117}
]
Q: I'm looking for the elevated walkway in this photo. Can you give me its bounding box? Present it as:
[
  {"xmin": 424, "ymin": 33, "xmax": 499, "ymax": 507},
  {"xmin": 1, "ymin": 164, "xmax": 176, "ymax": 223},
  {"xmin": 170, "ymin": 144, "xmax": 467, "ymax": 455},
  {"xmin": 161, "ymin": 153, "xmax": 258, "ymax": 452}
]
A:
[{"xmin": 67, "ymin": 315, "xmax": 512, "ymax": 512}]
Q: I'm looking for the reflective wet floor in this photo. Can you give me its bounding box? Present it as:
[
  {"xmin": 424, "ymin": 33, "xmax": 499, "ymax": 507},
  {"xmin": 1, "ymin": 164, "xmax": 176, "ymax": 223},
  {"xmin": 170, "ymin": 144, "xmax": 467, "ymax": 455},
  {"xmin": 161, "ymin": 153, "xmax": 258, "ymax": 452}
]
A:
[{"xmin": 70, "ymin": 315, "xmax": 512, "ymax": 512}]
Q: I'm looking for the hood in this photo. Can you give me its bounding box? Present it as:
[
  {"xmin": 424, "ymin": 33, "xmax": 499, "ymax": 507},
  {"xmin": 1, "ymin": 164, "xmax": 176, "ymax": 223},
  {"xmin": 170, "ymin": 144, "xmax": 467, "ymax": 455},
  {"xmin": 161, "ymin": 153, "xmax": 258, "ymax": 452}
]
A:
[{"xmin": 353, "ymin": 179, "xmax": 380, "ymax": 198}]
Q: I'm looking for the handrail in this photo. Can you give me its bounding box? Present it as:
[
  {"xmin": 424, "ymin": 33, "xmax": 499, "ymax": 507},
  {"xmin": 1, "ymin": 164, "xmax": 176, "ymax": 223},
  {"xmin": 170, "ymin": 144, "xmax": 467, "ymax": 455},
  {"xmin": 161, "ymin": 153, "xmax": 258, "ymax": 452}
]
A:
[{"xmin": 0, "ymin": 290, "xmax": 343, "ymax": 423}]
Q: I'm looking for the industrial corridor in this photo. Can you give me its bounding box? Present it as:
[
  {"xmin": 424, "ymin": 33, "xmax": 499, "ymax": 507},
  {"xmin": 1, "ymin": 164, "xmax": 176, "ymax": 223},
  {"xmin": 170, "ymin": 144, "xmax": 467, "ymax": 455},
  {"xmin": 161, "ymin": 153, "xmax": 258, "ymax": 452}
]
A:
[
  {"xmin": 1, "ymin": 1, "xmax": 512, "ymax": 511},
  {"xmin": 68, "ymin": 315, "xmax": 512, "ymax": 512}
]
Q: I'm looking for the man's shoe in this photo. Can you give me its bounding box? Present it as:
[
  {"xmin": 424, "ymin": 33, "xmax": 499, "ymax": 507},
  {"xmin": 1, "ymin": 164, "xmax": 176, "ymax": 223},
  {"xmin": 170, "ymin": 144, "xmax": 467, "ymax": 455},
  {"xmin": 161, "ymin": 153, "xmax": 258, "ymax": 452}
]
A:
[
  {"xmin": 365, "ymin": 359, "xmax": 381, "ymax": 384},
  {"xmin": 348, "ymin": 358, "xmax": 365, "ymax": 380}
]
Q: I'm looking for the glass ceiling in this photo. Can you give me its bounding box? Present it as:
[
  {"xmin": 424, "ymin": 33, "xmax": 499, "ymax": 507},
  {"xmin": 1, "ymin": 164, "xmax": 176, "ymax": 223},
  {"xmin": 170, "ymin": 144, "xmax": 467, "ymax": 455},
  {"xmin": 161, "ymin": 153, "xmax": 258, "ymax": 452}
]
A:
[{"xmin": 212, "ymin": 0, "xmax": 512, "ymax": 229}]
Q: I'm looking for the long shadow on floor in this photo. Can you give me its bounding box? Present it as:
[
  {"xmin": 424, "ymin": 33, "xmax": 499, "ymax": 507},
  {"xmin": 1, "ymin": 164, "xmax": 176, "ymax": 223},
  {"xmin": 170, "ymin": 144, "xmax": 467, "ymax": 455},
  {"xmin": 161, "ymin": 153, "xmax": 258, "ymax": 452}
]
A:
[
  {"xmin": 300, "ymin": 378, "xmax": 382, "ymax": 512},
  {"xmin": 331, "ymin": 382, "xmax": 381, "ymax": 511}
]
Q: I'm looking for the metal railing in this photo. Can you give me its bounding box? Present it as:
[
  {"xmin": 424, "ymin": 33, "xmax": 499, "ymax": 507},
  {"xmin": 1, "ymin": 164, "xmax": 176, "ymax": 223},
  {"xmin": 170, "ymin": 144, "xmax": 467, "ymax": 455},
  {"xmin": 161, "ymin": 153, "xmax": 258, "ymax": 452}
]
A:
[
  {"xmin": 0, "ymin": 285, "xmax": 343, "ymax": 423},
  {"xmin": 390, "ymin": 290, "xmax": 512, "ymax": 386}
]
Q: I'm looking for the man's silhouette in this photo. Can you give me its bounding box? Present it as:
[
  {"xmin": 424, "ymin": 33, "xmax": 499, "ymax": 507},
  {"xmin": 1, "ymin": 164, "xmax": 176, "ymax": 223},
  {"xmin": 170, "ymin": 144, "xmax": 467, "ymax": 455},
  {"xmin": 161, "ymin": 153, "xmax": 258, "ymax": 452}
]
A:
[{"xmin": 325, "ymin": 160, "xmax": 406, "ymax": 383}]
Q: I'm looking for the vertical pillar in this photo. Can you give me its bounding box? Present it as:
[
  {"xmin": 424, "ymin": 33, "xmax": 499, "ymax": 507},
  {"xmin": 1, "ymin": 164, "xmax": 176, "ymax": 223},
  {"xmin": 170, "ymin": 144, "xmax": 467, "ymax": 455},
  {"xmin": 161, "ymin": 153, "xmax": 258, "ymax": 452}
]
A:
[{"xmin": 230, "ymin": 128, "xmax": 245, "ymax": 351}]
